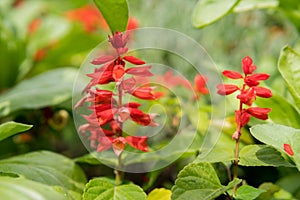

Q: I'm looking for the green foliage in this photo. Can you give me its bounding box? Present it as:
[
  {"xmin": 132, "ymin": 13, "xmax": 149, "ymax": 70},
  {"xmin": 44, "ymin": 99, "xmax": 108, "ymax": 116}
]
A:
[
  {"xmin": 250, "ymin": 124, "xmax": 300, "ymax": 170},
  {"xmin": 239, "ymin": 145, "xmax": 294, "ymax": 167},
  {"xmin": 171, "ymin": 162, "xmax": 241, "ymax": 200},
  {"xmin": 93, "ymin": 0, "xmax": 128, "ymax": 33},
  {"xmin": 235, "ymin": 185, "xmax": 265, "ymax": 200},
  {"xmin": 192, "ymin": 0, "xmax": 240, "ymax": 28},
  {"xmin": 278, "ymin": 46, "xmax": 300, "ymax": 110},
  {"xmin": 147, "ymin": 188, "xmax": 171, "ymax": 200},
  {"xmin": 0, "ymin": 176, "xmax": 69, "ymax": 200},
  {"xmin": 0, "ymin": 121, "xmax": 32, "ymax": 142},
  {"xmin": 0, "ymin": 68, "xmax": 78, "ymax": 117},
  {"xmin": 83, "ymin": 177, "xmax": 147, "ymax": 200},
  {"xmin": 0, "ymin": 151, "xmax": 87, "ymax": 193}
]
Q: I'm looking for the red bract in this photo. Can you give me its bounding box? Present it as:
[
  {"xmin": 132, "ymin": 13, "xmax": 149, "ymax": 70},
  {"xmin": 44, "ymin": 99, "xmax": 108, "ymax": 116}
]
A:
[
  {"xmin": 217, "ymin": 56, "xmax": 272, "ymax": 140},
  {"xmin": 76, "ymin": 31, "xmax": 158, "ymax": 156}
]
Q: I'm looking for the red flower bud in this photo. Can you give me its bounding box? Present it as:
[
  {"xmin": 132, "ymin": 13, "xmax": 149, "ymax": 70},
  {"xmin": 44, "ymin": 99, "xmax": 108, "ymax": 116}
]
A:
[
  {"xmin": 217, "ymin": 84, "xmax": 239, "ymax": 95},
  {"xmin": 246, "ymin": 107, "xmax": 271, "ymax": 120},
  {"xmin": 235, "ymin": 110, "xmax": 250, "ymax": 127},
  {"xmin": 254, "ymin": 87, "xmax": 272, "ymax": 98},
  {"xmin": 112, "ymin": 137, "xmax": 126, "ymax": 157},
  {"xmin": 222, "ymin": 70, "xmax": 243, "ymax": 79},
  {"xmin": 123, "ymin": 56, "xmax": 145, "ymax": 65},
  {"xmin": 91, "ymin": 55, "xmax": 114, "ymax": 65},
  {"xmin": 194, "ymin": 75, "xmax": 209, "ymax": 95},
  {"xmin": 242, "ymin": 56, "xmax": 256, "ymax": 74},
  {"xmin": 126, "ymin": 66, "xmax": 153, "ymax": 76}
]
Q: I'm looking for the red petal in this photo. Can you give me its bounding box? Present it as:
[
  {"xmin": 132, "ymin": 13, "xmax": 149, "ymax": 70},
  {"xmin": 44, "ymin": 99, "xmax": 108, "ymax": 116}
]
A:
[
  {"xmin": 124, "ymin": 102, "xmax": 142, "ymax": 108},
  {"xmin": 123, "ymin": 56, "xmax": 145, "ymax": 65},
  {"xmin": 284, "ymin": 143, "xmax": 294, "ymax": 156},
  {"xmin": 91, "ymin": 55, "xmax": 114, "ymax": 65},
  {"xmin": 246, "ymin": 107, "xmax": 271, "ymax": 120},
  {"xmin": 112, "ymin": 64, "xmax": 125, "ymax": 81},
  {"xmin": 125, "ymin": 66, "xmax": 153, "ymax": 76},
  {"xmin": 237, "ymin": 88, "xmax": 256, "ymax": 106},
  {"xmin": 217, "ymin": 84, "xmax": 239, "ymax": 95},
  {"xmin": 222, "ymin": 70, "xmax": 243, "ymax": 79},
  {"xmin": 242, "ymin": 56, "xmax": 255, "ymax": 74},
  {"xmin": 254, "ymin": 87, "xmax": 272, "ymax": 98},
  {"xmin": 129, "ymin": 108, "xmax": 152, "ymax": 126},
  {"xmin": 126, "ymin": 136, "xmax": 149, "ymax": 152},
  {"xmin": 235, "ymin": 110, "xmax": 250, "ymax": 127},
  {"xmin": 194, "ymin": 75, "xmax": 209, "ymax": 95},
  {"xmin": 248, "ymin": 73, "xmax": 270, "ymax": 81},
  {"xmin": 131, "ymin": 87, "xmax": 157, "ymax": 100}
]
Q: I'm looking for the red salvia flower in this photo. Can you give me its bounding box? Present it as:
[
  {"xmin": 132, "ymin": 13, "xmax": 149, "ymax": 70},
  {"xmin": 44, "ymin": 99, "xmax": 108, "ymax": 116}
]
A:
[
  {"xmin": 217, "ymin": 56, "xmax": 272, "ymax": 140},
  {"xmin": 75, "ymin": 31, "xmax": 159, "ymax": 156},
  {"xmin": 283, "ymin": 143, "xmax": 294, "ymax": 156}
]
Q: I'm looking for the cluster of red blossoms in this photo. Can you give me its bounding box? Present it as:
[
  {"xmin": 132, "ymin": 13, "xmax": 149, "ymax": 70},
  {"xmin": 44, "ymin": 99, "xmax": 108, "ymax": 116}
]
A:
[
  {"xmin": 75, "ymin": 32, "xmax": 159, "ymax": 156},
  {"xmin": 217, "ymin": 56, "xmax": 272, "ymax": 140}
]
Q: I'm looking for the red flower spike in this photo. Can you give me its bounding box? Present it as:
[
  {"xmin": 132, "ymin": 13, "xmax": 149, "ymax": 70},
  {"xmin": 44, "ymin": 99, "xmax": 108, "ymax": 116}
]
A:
[
  {"xmin": 284, "ymin": 143, "xmax": 294, "ymax": 156},
  {"xmin": 254, "ymin": 87, "xmax": 272, "ymax": 98},
  {"xmin": 112, "ymin": 137, "xmax": 126, "ymax": 157},
  {"xmin": 125, "ymin": 66, "xmax": 153, "ymax": 76},
  {"xmin": 194, "ymin": 75, "xmax": 209, "ymax": 95},
  {"xmin": 246, "ymin": 107, "xmax": 271, "ymax": 120},
  {"xmin": 222, "ymin": 70, "xmax": 243, "ymax": 79},
  {"xmin": 112, "ymin": 64, "xmax": 125, "ymax": 81},
  {"xmin": 91, "ymin": 55, "xmax": 114, "ymax": 65},
  {"xmin": 217, "ymin": 84, "xmax": 239, "ymax": 95},
  {"xmin": 123, "ymin": 56, "xmax": 145, "ymax": 65},
  {"xmin": 126, "ymin": 136, "xmax": 149, "ymax": 152}
]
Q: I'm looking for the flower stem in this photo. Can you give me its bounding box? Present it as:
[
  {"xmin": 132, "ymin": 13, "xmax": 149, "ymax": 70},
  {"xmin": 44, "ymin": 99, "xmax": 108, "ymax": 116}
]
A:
[{"xmin": 115, "ymin": 153, "xmax": 123, "ymax": 185}]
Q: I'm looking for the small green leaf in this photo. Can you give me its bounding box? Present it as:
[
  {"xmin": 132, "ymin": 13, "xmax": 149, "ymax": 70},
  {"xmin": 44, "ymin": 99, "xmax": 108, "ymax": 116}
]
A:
[
  {"xmin": 0, "ymin": 176, "xmax": 68, "ymax": 200},
  {"xmin": 250, "ymin": 124, "xmax": 300, "ymax": 171},
  {"xmin": 0, "ymin": 68, "xmax": 78, "ymax": 117},
  {"xmin": 278, "ymin": 46, "xmax": 300, "ymax": 109},
  {"xmin": 235, "ymin": 185, "xmax": 265, "ymax": 200},
  {"xmin": 93, "ymin": 0, "xmax": 128, "ymax": 33},
  {"xmin": 255, "ymin": 94, "xmax": 300, "ymax": 128},
  {"xmin": 147, "ymin": 188, "xmax": 171, "ymax": 200},
  {"xmin": 171, "ymin": 162, "xmax": 241, "ymax": 200},
  {"xmin": 83, "ymin": 177, "xmax": 147, "ymax": 200},
  {"xmin": 192, "ymin": 0, "xmax": 240, "ymax": 28},
  {"xmin": 0, "ymin": 121, "xmax": 32, "ymax": 142},
  {"xmin": 234, "ymin": 0, "xmax": 278, "ymax": 12},
  {"xmin": 0, "ymin": 151, "xmax": 87, "ymax": 193},
  {"xmin": 239, "ymin": 144, "xmax": 295, "ymax": 167}
]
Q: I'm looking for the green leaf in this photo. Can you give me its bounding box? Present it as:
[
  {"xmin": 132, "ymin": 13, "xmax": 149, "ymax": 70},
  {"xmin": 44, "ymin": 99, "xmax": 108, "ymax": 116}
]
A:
[
  {"xmin": 234, "ymin": 0, "xmax": 278, "ymax": 12},
  {"xmin": 171, "ymin": 162, "xmax": 242, "ymax": 200},
  {"xmin": 0, "ymin": 121, "xmax": 32, "ymax": 142},
  {"xmin": 0, "ymin": 151, "xmax": 87, "ymax": 193},
  {"xmin": 235, "ymin": 185, "xmax": 265, "ymax": 200},
  {"xmin": 192, "ymin": 0, "xmax": 240, "ymax": 28},
  {"xmin": 278, "ymin": 46, "xmax": 300, "ymax": 109},
  {"xmin": 255, "ymin": 94, "xmax": 300, "ymax": 128},
  {"xmin": 239, "ymin": 145, "xmax": 295, "ymax": 167},
  {"xmin": 279, "ymin": 0, "xmax": 300, "ymax": 32},
  {"xmin": 93, "ymin": 0, "xmax": 128, "ymax": 33},
  {"xmin": 257, "ymin": 182, "xmax": 295, "ymax": 200},
  {"xmin": 147, "ymin": 188, "xmax": 171, "ymax": 200},
  {"xmin": 83, "ymin": 177, "xmax": 147, "ymax": 200},
  {"xmin": 250, "ymin": 124, "xmax": 300, "ymax": 171},
  {"xmin": 0, "ymin": 68, "xmax": 77, "ymax": 117},
  {"xmin": 0, "ymin": 176, "xmax": 69, "ymax": 200}
]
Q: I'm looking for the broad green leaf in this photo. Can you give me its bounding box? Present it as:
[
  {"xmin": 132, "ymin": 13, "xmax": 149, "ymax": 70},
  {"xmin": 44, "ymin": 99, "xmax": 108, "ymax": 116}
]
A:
[
  {"xmin": 239, "ymin": 145, "xmax": 295, "ymax": 167},
  {"xmin": 255, "ymin": 94, "xmax": 300, "ymax": 128},
  {"xmin": 192, "ymin": 0, "xmax": 240, "ymax": 28},
  {"xmin": 0, "ymin": 176, "xmax": 68, "ymax": 200},
  {"xmin": 0, "ymin": 121, "xmax": 32, "ymax": 142},
  {"xmin": 83, "ymin": 177, "xmax": 147, "ymax": 200},
  {"xmin": 257, "ymin": 182, "xmax": 296, "ymax": 200},
  {"xmin": 0, "ymin": 68, "xmax": 77, "ymax": 117},
  {"xmin": 171, "ymin": 162, "xmax": 242, "ymax": 200},
  {"xmin": 0, "ymin": 151, "xmax": 87, "ymax": 193},
  {"xmin": 234, "ymin": 0, "xmax": 278, "ymax": 12},
  {"xmin": 93, "ymin": 0, "xmax": 128, "ymax": 33},
  {"xmin": 235, "ymin": 185, "xmax": 265, "ymax": 200},
  {"xmin": 250, "ymin": 124, "xmax": 300, "ymax": 171},
  {"xmin": 278, "ymin": 46, "xmax": 300, "ymax": 109},
  {"xmin": 148, "ymin": 188, "xmax": 171, "ymax": 200}
]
